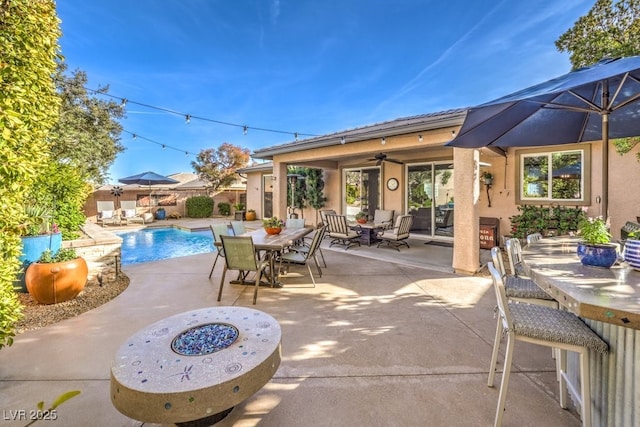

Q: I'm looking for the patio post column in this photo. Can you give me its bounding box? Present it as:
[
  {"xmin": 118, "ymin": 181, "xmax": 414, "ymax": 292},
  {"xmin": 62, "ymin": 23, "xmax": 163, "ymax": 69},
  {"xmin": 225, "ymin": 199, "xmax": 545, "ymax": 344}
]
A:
[
  {"xmin": 272, "ymin": 160, "xmax": 288, "ymax": 220},
  {"xmin": 452, "ymin": 147, "xmax": 480, "ymax": 274}
]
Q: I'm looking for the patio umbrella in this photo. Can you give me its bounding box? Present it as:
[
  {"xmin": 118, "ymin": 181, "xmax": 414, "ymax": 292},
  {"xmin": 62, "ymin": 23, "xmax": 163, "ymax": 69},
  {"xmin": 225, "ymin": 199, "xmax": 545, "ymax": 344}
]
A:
[
  {"xmin": 447, "ymin": 56, "xmax": 640, "ymax": 217},
  {"xmin": 119, "ymin": 171, "xmax": 179, "ymax": 208}
]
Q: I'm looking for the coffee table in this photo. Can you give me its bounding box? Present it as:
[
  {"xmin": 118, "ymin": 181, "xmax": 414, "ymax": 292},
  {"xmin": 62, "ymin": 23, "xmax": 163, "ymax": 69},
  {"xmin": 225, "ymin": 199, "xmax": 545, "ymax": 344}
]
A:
[
  {"xmin": 350, "ymin": 222, "xmax": 385, "ymax": 246},
  {"xmin": 111, "ymin": 306, "xmax": 281, "ymax": 425}
]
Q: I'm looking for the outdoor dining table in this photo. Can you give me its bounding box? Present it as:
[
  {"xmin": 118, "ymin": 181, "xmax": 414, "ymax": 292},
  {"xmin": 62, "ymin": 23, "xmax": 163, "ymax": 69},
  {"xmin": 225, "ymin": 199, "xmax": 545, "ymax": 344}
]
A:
[
  {"xmin": 216, "ymin": 226, "xmax": 313, "ymax": 287},
  {"xmin": 521, "ymin": 236, "xmax": 640, "ymax": 426}
]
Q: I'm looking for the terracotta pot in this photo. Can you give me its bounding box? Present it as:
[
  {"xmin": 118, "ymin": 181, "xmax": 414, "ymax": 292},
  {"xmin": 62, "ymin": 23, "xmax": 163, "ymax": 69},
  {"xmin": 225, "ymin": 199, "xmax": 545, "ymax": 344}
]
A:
[
  {"xmin": 264, "ymin": 227, "xmax": 282, "ymax": 235},
  {"xmin": 245, "ymin": 211, "xmax": 256, "ymax": 221},
  {"xmin": 357, "ymin": 218, "xmax": 367, "ymax": 224},
  {"xmin": 25, "ymin": 257, "xmax": 88, "ymax": 304}
]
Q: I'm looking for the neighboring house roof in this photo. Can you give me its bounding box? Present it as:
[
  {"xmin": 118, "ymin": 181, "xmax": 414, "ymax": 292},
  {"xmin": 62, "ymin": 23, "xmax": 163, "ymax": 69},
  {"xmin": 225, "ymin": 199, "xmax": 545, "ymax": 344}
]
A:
[
  {"xmin": 252, "ymin": 108, "xmax": 468, "ymax": 159},
  {"xmin": 98, "ymin": 172, "xmax": 246, "ymax": 192}
]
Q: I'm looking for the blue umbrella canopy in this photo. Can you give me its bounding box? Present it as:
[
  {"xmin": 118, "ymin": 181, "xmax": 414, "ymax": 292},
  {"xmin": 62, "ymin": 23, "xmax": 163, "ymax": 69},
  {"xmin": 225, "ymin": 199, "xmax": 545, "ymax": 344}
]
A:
[
  {"xmin": 119, "ymin": 171, "xmax": 179, "ymax": 186},
  {"xmin": 448, "ymin": 56, "xmax": 640, "ymax": 148},
  {"xmin": 448, "ymin": 56, "xmax": 640, "ymax": 217},
  {"xmin": 119, "ymin": 171, "xmax": 179, "ymax": 208}
]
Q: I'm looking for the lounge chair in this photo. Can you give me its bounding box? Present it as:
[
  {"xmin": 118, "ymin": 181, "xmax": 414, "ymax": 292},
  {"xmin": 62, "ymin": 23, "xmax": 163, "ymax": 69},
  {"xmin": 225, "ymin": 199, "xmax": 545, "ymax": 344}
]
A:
[
  {"xmin": 96, "ymin": 201, "xmax": 118, "ymax": 227},
  {"xmin": 377, "ymin": 215, "xmax": 413, "ymax": 251},
  {"xmin": 120, "ymin": 201, "xmax": 145, "ymax": 225}
]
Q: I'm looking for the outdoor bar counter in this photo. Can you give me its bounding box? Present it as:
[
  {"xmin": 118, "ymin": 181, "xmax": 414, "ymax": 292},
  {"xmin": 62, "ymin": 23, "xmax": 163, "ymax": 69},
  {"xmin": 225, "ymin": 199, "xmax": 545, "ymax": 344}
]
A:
[{"xmin": 522, "ymin": 237, "xmax": 639, "ymax": 426}]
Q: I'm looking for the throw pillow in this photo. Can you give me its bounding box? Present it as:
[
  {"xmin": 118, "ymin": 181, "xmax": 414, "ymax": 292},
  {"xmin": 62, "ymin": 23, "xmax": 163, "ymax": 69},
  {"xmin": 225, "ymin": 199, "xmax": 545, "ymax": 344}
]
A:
[
  {"xmin": 124, "ymin": 209, "xmax": 136, "ymax": 218},
  {"xmin": 102, "ymin": 210, "xmax": 113, "ymax": 219}
]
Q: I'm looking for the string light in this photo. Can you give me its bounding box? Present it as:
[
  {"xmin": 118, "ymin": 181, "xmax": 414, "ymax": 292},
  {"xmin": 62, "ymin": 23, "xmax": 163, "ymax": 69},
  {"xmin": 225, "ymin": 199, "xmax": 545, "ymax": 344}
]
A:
[
  {"xmin": 340, "ymin": 136, "xmax": 346, "ymax": 144},
  {"xmin": 381, "ymin": 137, "xmax": 386, "ymax": 145},
  {"xmin": 418, "ymin": 134, "xmax": 423, "ymax": 142},
  {"xmin": 123, "ymin": 129, "xmax": 197, "ymax": 157},
  {"xmin": 86, "ymin": 88, "xmax": 318, "ymax": 139}
]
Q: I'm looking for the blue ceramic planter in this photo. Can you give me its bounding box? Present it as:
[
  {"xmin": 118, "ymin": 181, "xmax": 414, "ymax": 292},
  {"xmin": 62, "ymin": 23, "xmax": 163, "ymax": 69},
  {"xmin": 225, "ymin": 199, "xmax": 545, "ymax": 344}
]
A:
[
  {"xmin": 15, "ymin": 233, "xmax": 63, "ymax": 292},
  {"xmin": 577, "ymin": 242, "xmax": 618, "ymax": 268}
]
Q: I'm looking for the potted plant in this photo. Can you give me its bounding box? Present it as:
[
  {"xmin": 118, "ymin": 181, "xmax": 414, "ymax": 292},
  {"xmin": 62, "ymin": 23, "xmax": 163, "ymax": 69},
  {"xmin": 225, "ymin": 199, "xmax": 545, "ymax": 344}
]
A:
[
  {"xmin": 576, "ymin": 216, "xmax": 618, "ymax": 268},
  {"xmin": 262, "ymin": 217, "xmax": 285, "ymax": 235},
  {"xmin": 623, "ymin": 230, "xmax": 640, "ymax": 270},
  {"xmin": 245, "ymin": 209, "xmax": 257, "ymax": 221},
  {"xmin": 25, "ymin": 247, "xmax": 88, "ymax": 304},
  {"xmin": 233, "ymin": 203, "xmax": 246, "ymax": 221},
  {"xmin": 482, "ymin": 171, "xmax": 493, "ymax": 186},
  {"xmin": 155, "ymin": 207, "xmax": 166, "ymax": 220},
  {"xmin": 355, "ymin": 211, "xmax": 368, "ymax": 224}
]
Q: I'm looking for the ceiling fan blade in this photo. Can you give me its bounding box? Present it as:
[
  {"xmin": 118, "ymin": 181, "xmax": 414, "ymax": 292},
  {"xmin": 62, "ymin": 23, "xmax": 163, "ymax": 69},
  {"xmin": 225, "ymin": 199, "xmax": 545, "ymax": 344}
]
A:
[
  {"xmin": 387, "ymin": 158, "xmax": 404, "ymax": 165},
  {"xmin": 376, "ymin": 159, "xmax": 382, "ymax": 166}
]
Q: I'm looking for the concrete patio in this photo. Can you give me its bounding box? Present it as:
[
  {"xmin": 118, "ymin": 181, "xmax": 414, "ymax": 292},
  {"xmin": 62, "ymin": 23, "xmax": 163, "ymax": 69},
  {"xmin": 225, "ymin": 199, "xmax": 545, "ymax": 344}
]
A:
[{"xmin": 0, "ymin": 225, "xmax": 581, "ymax": 426}]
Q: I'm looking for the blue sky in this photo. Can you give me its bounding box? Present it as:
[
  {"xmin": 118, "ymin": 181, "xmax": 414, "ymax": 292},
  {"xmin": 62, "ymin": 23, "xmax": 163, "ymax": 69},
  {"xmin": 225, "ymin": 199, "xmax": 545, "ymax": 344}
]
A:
[{"xmin": 56, "ymin": 0, "xmax": 593, "ymax": 183}]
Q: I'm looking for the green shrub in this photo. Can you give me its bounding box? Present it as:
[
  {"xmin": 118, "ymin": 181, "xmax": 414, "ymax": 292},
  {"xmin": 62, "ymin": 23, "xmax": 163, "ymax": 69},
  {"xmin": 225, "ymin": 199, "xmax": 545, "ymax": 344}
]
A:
[
  {"xmin": 217, "ymin": 202, "xmax": 231, "ymax": 216},
  {"xmin": 509, "ymin": 205, "xmax": 585, "ymax": 239},
  {"xmin": 185, "ymin": 196, "xmax": 214, "ymax": 218}
]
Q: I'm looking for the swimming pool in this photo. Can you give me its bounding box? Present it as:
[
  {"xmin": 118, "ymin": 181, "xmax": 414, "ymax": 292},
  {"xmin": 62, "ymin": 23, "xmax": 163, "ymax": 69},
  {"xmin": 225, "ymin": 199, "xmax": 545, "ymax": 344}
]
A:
[{"xmin": 116, "ymin": 227, "xmax": 214, "ymax": 266}]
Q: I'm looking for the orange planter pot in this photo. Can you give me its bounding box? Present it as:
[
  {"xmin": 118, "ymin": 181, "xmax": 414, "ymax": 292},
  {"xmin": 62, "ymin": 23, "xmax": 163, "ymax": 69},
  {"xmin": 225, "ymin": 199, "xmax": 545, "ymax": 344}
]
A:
[
  {"xmin": 25, "ymin": 257, "xmax": 88, "ymax": 304},
  {"xmin": 264, "ymin": 227, "xmax": 282, "ymax": 235},
  {"xmin": 357, "ymin": 218, "xmax": 367, "ymax": 224}
]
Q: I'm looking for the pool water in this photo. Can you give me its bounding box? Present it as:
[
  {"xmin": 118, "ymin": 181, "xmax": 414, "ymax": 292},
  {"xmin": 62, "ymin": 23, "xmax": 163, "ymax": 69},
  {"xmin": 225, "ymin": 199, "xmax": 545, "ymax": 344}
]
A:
[{"xmin": 116, "ymin": 227, "xmax": 214, "ymax": 266}]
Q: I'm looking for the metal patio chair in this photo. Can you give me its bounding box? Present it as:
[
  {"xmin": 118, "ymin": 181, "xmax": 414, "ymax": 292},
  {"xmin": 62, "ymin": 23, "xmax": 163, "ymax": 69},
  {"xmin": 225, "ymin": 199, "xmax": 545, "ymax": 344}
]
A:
[
  {"xmin": 230, "ymin": 220, "xmax": 246, "ymax": 236},
  {"xmin": 277, "ymin": 225, "xmax": 326, "ymax": 286},
  {"xmin": 487, "ymin": 262, "xmax": 608, "ymax": 427},
  {"xmin": 209, "ymin": 223, "xmax": 233, "ymax": 278},
  {"xmin": 218, "ymin": 235, "xmax": 269, "ymax": 305},
  {"xmin": 325, "ymin": 214, "xmax": 360, "ymax": 250},
  {"xmin": 376, "ymin": 215, "xmax": 413, "ymax": 251}
]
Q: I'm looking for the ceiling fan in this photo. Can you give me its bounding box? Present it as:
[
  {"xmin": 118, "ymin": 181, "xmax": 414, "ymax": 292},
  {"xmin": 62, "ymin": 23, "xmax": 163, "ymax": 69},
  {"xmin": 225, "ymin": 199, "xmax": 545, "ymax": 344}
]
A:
[{"xmin": 368, "ymin": 152, "xmax": 403, "ymax": 166}]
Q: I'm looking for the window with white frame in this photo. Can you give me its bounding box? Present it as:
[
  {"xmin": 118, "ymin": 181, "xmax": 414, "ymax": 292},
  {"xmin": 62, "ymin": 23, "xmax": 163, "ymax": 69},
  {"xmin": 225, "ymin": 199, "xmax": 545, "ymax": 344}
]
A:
[{"xmin": 516, "ymin": 145, "xmax": 591, "ymax": 205}]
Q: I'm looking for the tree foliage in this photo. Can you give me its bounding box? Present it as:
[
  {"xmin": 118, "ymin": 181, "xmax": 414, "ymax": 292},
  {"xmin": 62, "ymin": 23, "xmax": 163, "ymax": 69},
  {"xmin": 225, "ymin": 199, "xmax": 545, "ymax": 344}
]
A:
[
  {"xmin": 191, "ymin": 143, "xmax": 251, "ymax": 191},
  {"xmin": 556, "ymin": 0, "xmax": 640, "ymax": 69},
  {"xmin": 0, "ymin": 0, "xmax": 61, "ymax": 348},
  {"xmin": 50, "ymin": 64, "xmax": 126, "ymax": 186}
]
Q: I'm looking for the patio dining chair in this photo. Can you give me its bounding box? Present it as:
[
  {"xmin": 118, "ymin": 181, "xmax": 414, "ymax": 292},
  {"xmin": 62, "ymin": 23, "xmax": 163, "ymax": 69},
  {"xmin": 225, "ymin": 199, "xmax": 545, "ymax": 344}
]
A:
[
  {"xmin": 277, "ymin": 225, "xmax": 326, "ymax": 286},
  {"xmin": 373, "ymin": 209, "xmax": 394, "ymax": 229},
  {"xmin": 230, "ymin": 220, "xmax": 246, "ymax": 236},
  {"xmin": 218, "ymin": 235, "xmax": 268, "ymax": 305},
  {"xmin": 325, "ymin": 214, "xmax": 360, "ymax": 250},
  {"xmin": 209, "ymin": 223, "xmax": 233, "ymax": 278},
  {"xmin": 487, "ymin": 262, "xmax": 608, "ymax": 427},
  {"xmin": 376, "ymin": 215, "xmax": 413, "ymax": 251}
]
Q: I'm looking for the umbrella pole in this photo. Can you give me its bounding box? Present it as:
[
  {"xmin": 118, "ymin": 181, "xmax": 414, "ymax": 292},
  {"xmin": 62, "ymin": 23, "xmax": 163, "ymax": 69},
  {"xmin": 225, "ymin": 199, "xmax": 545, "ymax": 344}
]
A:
[{"xmin": 602, "ymin": 83, "xmax": 609, "ymax": 220}]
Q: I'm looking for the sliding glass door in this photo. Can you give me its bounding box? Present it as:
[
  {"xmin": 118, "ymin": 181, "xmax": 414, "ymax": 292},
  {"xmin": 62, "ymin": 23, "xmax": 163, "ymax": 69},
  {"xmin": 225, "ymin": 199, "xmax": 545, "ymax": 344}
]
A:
[
  {"xmin": 343, "ymin": 168, "xmax": 381, "ymax": 221},
  {"xmin": 406, "ymin": 162, "xmax": 454, "ymax": 239}
]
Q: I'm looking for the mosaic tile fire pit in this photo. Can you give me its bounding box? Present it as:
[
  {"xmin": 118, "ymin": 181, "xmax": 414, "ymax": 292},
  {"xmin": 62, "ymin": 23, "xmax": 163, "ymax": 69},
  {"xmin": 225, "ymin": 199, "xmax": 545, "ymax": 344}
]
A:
[{"xmin": 110, "ymin": 307, "xmax": 281, "ymax": 425}]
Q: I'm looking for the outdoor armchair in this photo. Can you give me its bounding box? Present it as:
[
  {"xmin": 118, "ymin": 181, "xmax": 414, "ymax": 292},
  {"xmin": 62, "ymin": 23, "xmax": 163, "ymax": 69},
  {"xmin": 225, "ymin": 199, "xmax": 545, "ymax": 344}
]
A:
[
  {"xmin": 373, "ymin": 209, "xmax": 394, "ymax": 229},
  {"xmin": 325, "ymin": 214, "xmax": 360, "ymax": 250},
  {"xmin": 218, "ymin": 235, "xmax": 268, "ymax": 305},
  {"xmin": 376, "ymin": 215, "xmax": 413, "ymax": 251}
]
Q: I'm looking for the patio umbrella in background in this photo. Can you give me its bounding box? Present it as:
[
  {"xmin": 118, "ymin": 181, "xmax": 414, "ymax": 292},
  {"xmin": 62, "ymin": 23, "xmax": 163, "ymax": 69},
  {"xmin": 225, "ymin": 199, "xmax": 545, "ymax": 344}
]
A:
[
  {"xmin": 119, "ymin": 171, "xmax": 179, "ymax": 210},
  {"xmin": 447, "ymin": 56, "xmax": 640, "ymax": 217}
]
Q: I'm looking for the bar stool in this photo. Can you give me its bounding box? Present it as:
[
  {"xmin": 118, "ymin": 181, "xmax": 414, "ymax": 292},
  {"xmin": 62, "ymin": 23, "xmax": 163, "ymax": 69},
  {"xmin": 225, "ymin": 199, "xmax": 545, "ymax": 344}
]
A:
[
  {"xmin": 490, "ymin": 247, "xmax": 557, "ymax": 308},
  {"xmin": 505, "ymin": 238, "xmax": 528, "ymax": 277},
  {"xmin": 487, "ymin": 262, "xmax": 608, "ymax": 427},
  {"xmin": 526, "ymin": 232, "xmax": 543, "ymax": 245}
]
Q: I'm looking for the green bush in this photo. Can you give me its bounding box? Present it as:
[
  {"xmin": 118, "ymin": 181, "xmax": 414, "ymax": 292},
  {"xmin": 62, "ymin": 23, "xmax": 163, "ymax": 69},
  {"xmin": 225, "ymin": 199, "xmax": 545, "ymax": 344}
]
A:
[
  {"xmin": 217, "ymin": 202, "xmax": 231, "ymax": 216},
  {"xmin": 185, "ymin": 196, "xmax": 214, "ymax": 218}
]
